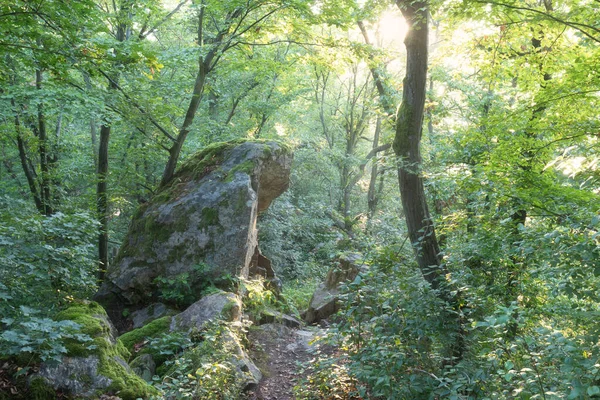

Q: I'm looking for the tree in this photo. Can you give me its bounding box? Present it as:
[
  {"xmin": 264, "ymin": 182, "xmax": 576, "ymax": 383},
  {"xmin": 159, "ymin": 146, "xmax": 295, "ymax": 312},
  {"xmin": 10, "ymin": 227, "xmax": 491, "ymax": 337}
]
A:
[
  {"xmin": 393, "ymin": 0, "xmax": 447, "ymax": 292},
  {"xmin": 159, "ymin": 0, "xmax": 299, "ymax": 186}
]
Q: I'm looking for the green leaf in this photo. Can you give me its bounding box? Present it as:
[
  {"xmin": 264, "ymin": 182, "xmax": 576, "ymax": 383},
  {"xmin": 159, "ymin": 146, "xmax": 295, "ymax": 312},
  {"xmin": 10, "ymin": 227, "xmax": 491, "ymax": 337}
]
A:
[{"xmin": 588, "ymin": 386, "xmax": 600, "ymax": 396}]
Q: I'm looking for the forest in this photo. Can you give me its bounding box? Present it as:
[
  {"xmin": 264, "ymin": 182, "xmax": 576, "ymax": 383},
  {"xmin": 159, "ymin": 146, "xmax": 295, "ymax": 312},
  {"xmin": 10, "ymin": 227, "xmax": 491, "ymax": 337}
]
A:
[{"xmin": 1, "ymin": 0, "xmax": 600, "ymax": 399}]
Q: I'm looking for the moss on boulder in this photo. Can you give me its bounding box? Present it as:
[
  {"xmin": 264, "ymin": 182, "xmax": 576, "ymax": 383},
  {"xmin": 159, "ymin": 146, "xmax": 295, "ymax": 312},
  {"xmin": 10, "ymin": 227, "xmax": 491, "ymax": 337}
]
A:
[
  {"xmin": 119, "ymin": 316, "xmax": 172, "ymax": 352},
  {"xmin": 95, "ymin": 139, "xmax": 293, "ymax": 327},
  {"xmin": 38, "ymin": 301, "xmax": 157, "ymax": 400}
]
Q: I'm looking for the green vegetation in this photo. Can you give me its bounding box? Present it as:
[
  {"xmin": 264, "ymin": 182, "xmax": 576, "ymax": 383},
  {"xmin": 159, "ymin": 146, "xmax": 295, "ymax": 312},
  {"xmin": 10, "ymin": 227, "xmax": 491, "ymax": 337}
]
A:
[
  {"xmin": 28, "ymin": 377, "xmax": 56, "ymax": 400},
  {"xmin": 151, "ymin": 321, "xmax": 248, "ymax": 400},
  {"xmin": 52, "ymin": 302, "xmax": 156, "ymax": 399},
  {"xmin": 119, "ymin": 316, "xmax": 172, "ymax": 353},
  {"xmin": 2, "ymin": 0, "xmax": 600, "ymax": 398}
]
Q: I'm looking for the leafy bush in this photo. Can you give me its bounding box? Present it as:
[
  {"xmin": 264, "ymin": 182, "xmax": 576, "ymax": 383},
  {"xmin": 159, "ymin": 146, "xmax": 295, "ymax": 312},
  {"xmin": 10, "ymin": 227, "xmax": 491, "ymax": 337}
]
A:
[
  {"xmin": 151, "ymin": 321, "xmax": 244, "ymax": 400},
  {"xmin": 154, "ymin": 262, "xmax": 235, "ymax": 308},
  {"xmin": 0, "ymin": 197, "xmax": 98, "ymax": 367},
  {"xmin": 0, "ymin": 196, "xmax": 98, "ymax": 320},
  {"xmin": 0, "ymin": 306, "xmax": 93, "ymax": 364},
  {"xmin": 239, "ymin": 277, "xmax": 278, "ymax": 320},
  {"xmin": 260, "ymin": 192, "xmax": 339, "ymax": 280}
]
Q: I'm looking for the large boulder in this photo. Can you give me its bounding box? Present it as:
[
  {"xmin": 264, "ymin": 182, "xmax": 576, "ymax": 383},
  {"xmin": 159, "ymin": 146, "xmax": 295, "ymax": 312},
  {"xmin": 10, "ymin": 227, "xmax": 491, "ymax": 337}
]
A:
[
  {"xmin": 95, "ymin": 140, "xmax": 292, "ymax": 325},
  {"xmin": 303, "ymin": 253, "xmax": 364, "ymax": 324},
  {"xmin": 36, "ymin": 302, "xmax": 155, "ymax": 400}
]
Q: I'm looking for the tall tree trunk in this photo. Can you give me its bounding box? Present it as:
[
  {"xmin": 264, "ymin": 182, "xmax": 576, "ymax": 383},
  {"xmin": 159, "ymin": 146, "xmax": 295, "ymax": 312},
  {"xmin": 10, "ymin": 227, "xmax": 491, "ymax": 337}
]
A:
[
  {"xmin": 161, "ymin": 62, "xmax": 208, "ymax": 186},
  {"xmin": 36, "ymin": 66, "xmax": 53, "ymax": 216},
  {"xmin": 160, "ymin": 3, "xmax": 206, "ymax": 187},
  {"xmin": 97, "ymin": 122, "xmax": 111, "ymax": 282},
  {"xmin": 394, "ymin": 0, "xmax": 446, "ymax": 291},
  {"xmin": 12, "ymin": 99, "xmax": 44, "ymax": 213},
  {"xmin": 366, "ymin": 116, "xmax": 382, "ymax": 229},
  {"xmin": 83, "ymin": 72, "xmax": 99, "ymax": 169},
  {"xmin": 97, "ymin": 1, "xmax": 129, "ymax": 281},
  {"xmin": 394, "ymin": 1, "xmax": 465, "ymax": 361}
]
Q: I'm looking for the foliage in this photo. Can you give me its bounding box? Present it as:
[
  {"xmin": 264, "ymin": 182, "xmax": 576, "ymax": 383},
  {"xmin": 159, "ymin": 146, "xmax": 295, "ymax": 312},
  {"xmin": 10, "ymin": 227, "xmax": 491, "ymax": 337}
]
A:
[
  {"xmin": 151, "ymin": 321, "xmax": 245, "ymax": 400},
  {"xmin": 239, "ymin": 278, "xmax": 278, "ymax": 320},
  {"xmin": 1, "ymin": 0, "xmax": 600, "ymax": 398},
  {"xmin": 0, "ymin": 197, "xmax": 99, "ymax": 318},
  {"xmin": 0, "ymin": 307, "xmax": 93, "ymax": 364},
  {"xmin": 282, "ymin": 278, "xmax": 320, "ymax": 315},
  {"xmin": 119, "ymin": 316, "xmax": 173, "ymax": 354},
  {"xmin": 153, "ymin": 262, "xmax": 233, "ymax": 308}
]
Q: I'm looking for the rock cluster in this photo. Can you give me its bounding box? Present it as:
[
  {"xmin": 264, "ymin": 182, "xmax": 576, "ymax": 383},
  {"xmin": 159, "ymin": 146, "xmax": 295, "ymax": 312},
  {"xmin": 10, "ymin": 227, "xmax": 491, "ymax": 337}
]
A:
[
  {"xmin": 37, "ymin": 140, "xmax": 295, "ymax": 399},
  {"xmin": 95, "ymin": 140, "xmax": 292, "ymax": 327}
]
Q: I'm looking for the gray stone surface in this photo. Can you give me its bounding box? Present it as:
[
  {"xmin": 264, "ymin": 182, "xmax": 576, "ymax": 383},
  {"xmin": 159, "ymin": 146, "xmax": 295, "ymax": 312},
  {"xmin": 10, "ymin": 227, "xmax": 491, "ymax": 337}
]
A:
[
  {"xmin": 130, "ymin": 354, "xmax": 156, "ymax": 382},
  {"xmin": 221, "ymin": 328, "xmax": 262, "ymax": 390},
  {"xmin": 257, "ymin": 309, "xmax": 302, "ymax": 329},
  {"xmin": 130, "ymin": 302, "xmax": 177, "ymax": 329},
  {"xmin": 94, "ymin": 140, "xmax": 292, "ymax": 324},
  {"xmin": 170, "ymin": 292, "xmax": 242, "ymax": 332},
  {"xmin": 35, "ymin": 302, "xmax": 153, "ymax": 399},
  {"xmin": 304, "ymin": 253, "xmax": 364, "ymax": 324},
  {"xmin": 38, "ymin": 356, "xmax": 114, "ymax": 397}
]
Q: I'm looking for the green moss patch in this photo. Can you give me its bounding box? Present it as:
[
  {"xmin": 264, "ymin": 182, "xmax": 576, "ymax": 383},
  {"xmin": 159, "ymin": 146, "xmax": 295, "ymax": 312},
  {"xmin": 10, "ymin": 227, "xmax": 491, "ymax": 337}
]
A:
[
  {"xmin": 53, "ymin": 302, "xmax": 157, "ymax": 400},
  {"xmin": 98, "ymin": 354, "xmax": 157, "ymax": 400},
  {"xmin": 119, "ymin": 316, "xmax": 172, "ymax": 353},
  {"xmin": 28, "ymin": 377, "xmax": 56, "ymax": 400},
  {"xmin": 199, "ymin": 207, "xmax": 219, "ymax": 230},
  {"xmin": 224, "ymin": 159, "xmax": 256, "ymax": 182},
  {"xmin": 164, "ymin": 139, "xmax": 292, "ymax": 189},
  {"xmin": 54, "ymin": 301, "xmax": 115, "ymax": 357}
]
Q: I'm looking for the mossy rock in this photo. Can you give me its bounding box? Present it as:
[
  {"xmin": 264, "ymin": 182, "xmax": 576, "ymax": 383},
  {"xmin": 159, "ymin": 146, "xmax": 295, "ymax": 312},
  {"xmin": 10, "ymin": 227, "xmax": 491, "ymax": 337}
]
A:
[
  {"xmin": 119, "ymin": 316, "xmax": 172, "ymax": 352},
  {"xmin": 95, "ymin": 139, "xmax": 293, "ymax": 326},
  {"xmin": 37, "ymin": 301, "xmax": 157, "ymax": 400}
]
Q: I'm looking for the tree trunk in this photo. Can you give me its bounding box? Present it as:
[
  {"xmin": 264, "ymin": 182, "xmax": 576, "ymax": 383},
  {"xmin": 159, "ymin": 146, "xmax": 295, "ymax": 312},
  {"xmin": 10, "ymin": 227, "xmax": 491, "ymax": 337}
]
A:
[
  {"xmin": 160, "ymin": 4, "xmax": 207, "ymax": 187},
  {"xmin": 394, "ymin": 0, "xmax": 446, "ymax": 291},
  {"xmin": 12, "ymin": 99, "xmax": 44, "ymax": 213},
  {"xmin": 36, "ymin": 67, "xmax": 54, "ymax": 216},
  {"xmin": 97, "ymin": 122, "xmax": 111, "ymax": 282},
  {"xmin": 367, "ymin": 116, "xmax": 382, "ymax": 229},
  {"xmin": 97, "ymin": 1, "xmax": 128, "ymax": 281},
  {"xmin": 394, "ymin": 4, "xmax": 466, "ymax": 363}
]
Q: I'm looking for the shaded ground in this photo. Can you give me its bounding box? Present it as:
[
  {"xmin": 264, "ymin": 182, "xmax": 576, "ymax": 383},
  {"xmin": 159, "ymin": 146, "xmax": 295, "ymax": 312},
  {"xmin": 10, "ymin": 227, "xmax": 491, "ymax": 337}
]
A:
[{"xmin": 244, "ymin": 324, "xmax": 318, "ymax": 400}]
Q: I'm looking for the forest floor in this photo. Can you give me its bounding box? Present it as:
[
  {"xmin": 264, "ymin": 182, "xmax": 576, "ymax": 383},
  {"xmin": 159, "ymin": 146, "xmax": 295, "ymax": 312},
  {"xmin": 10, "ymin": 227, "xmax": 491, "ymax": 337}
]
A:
[{"xmin": 244, "ymin": 323, "xmax": 321, "ymax": 400}]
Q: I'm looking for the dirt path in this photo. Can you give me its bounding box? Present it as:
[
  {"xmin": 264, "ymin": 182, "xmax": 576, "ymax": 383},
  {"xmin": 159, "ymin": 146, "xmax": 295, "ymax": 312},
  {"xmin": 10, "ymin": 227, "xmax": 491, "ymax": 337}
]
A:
[{"xmin": 244, "ymin": 324, "xmax": 318, "ymax": 400}]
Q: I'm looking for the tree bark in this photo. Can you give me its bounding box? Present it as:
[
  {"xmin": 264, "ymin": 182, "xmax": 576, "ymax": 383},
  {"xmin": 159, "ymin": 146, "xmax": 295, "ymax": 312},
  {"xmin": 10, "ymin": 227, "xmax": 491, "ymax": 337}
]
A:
[
  {"xmin": 394, "ymin": 0, "xmax": 446, "ymax": 291},
  {"xmin": 97, "ymin": 122, "xmax": 111, "ymax": 282},
  {"xmin": 97, "ymin": 0, "xmax": 129, "ymax": 281},
  {"xmin": 394, "ymin": 4, "xmax": 466, "ymax": 363},
  {"xmin": 160, "ymin": 2, "xmax": 208, "ymax": 187},
  {"xmin": 12, "ymin": 100, "xmax": 44, "ymax": 213},
  {"xmin": 35, "ymin": 52, "xmax": 54, "ymax": 216},
  {"xmin": 367, "ymin": 116, "xmax": 383, "ymax": 228}
]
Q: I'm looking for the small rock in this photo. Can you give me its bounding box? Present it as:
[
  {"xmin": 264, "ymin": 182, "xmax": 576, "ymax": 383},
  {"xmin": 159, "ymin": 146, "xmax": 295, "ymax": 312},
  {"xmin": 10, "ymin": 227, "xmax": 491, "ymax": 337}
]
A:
[
  {"xmin": 304, "ymin": 253, "xmax": 364, "ymax": 324},
  {"xmin": 130, "ymin": 303, "xmax": 176, "ymax": 329},
  {"xmin": 170, "ymin": 292, "xmax": 241, "ymax": 332},
  {"xmin": 130, "ymin": 354, "xmax": 156, "ymax": 382},
  {"xmin": 257, "ymin": 309, "xmax": 302, "ymax": 329},
  {"xmin": 38, "ymin": 356, "xmax": 112, "ymax": 398}
]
